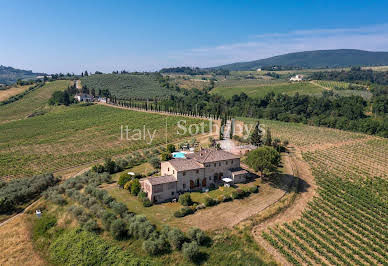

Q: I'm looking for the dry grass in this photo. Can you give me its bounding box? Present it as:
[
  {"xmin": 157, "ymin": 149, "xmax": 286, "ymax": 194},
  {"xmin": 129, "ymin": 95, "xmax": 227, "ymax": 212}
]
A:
[
  {"xmin": 0, "ymin": 214, "xmax": 46, "ymax": 266},
  {"xmin": 0, "ymin": 85, "xmax": 32, "ymax": 101}
]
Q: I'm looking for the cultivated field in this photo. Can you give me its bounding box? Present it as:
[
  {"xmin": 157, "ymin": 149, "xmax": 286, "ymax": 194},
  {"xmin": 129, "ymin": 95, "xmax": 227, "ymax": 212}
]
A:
[
  {"xmin": 0, "ymin": 80, "xmax": 70, "ymax": 123},
  {"xmin": 238, "ymin": 118, "xmax": 388, "ymax": 265},
  {"xmin": 0, "ymin": 104, "xmax": 208, "ymax": 179},
  {"xmin": 81, "ymin": 73, "xmax": 179, "ymax": 99},
  {"xmin": 211, "ymin": 82, "xmax": 324, "ymax": 98},
  {"xmin": 0, "ymin": 84, "xmax": 32, "ymax": 102}
]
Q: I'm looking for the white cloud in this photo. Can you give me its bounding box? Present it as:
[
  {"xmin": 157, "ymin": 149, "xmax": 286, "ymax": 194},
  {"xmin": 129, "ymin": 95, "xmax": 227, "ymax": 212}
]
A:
[{"xmin": 166, "ymin": 24, "xmax": 388, "ymax": 68}]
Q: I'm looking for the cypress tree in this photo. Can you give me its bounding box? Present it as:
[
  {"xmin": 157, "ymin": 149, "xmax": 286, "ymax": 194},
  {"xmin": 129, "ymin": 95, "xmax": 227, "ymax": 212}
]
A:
[{"xmin": 250, "ymin": 121, "xmax": 263, "ymax": 147}]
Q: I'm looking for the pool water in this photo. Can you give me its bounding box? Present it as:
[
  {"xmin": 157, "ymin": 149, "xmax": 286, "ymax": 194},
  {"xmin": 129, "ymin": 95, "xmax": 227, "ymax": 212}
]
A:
[{"xmin": 172, "ymin": 152, "xmax": 186, "ymax": 158}]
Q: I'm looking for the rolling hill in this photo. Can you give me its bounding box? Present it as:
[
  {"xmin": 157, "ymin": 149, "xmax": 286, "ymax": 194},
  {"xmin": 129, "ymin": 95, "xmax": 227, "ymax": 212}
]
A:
[
  {"xmin": 212, "ymin": 49, "xmax": 388, "ymax": 70},
  {"xmin": 81, "ymin": 73, "xmax": 180, "ymax": 99},
  {"xmin": 0, "ymin": 65, "xmax": 45, "ymax": 85}
]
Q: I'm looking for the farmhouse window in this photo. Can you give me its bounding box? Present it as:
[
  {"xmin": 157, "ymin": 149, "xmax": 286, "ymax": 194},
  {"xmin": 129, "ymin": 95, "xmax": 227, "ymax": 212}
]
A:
[
  {"xmin": 226, "ymin": 161, "xmax": 228, "ymax": 165},
  {"xmin": 214, "ymin": 163, "xmax": 216, "ymax": 167},
  {"xmin": 168, "ymin": 167, "xmax": 170, "ymax": 171},
  {"xmin": 171, "ymin": 192, "xmax": 174, "ymax": 196},
  {"xmin": 173, "ymin": 170, "xmax": 175, "ymax": 174},
  {"xmin": 196, "ymin": 170, "xmax": 199, "ymax": 174},
  {"xmin": 219, "ymin": 162, "xmax": 221, "ymax": 166},
  {"xmin": 183, "ymin": 184, "xmax": 186, "ymax": 189},
  {"xmin": 168, "ymin": 182, "xmax": 175, "ymax": 190},
  {"xmin": 154, "ymin": 184, "xmax": 163, "ymax": 193},
  {"xmin": 183, "ymin": 171, "xmax": 186, "ymax": 176}
]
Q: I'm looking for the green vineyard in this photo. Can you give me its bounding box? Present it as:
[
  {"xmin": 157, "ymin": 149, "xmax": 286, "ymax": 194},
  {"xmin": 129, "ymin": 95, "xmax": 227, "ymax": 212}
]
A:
[
  {"xmin": 315, "ymin": 80, "xmax": 367, "ymax": 90},
  {"xmin": 0, "ymin": 104, "xmax": 208, "ymax": 179},
  {"xmin": 262, "ymin": 138, "xmax": 388, "ymax": 265}
]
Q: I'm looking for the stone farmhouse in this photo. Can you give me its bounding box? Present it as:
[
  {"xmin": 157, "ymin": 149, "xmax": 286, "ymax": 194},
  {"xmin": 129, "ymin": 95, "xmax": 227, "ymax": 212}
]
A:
[{"xmin": 140, "ymin": 149, "xmax": 248, "ymax": 203}]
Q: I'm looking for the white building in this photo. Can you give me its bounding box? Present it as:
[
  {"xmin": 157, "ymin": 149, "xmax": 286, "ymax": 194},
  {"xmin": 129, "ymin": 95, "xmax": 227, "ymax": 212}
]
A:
[
  {"xmin": 290, "ymin": 74, "xmax": 304, "ymax": 81},
  {"xmin": 140, "ymin": 149, "xmax": 248, "ymax": 203},
  {"xmin": 74, "ymin": 93, "xmax": 93, "ymax": 102}
]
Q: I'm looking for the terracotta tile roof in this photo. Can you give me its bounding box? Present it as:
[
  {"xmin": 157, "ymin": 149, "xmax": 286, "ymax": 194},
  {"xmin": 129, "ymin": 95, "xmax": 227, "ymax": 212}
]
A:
[
  {"xmin": 186, "ymin": 149, "xmax": 240, "ymax": 164},
  {"xmin": 168, "ymin": 159, "xmax": 204, "ymax": 171},
  {"xmin": 145, "ymin": 175, "xmax": 177, "ymax": 185}
]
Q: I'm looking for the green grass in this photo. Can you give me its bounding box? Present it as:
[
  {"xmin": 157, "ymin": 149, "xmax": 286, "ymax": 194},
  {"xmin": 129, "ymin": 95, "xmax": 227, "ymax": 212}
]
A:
[
  {"xmin": 211, "ymin": 81, "xmax": 324, "ymax": 98},
  {"xmin": 0, "ymin": 80, "xmax": 70, "ymax": 123},
  {"xmin": 81, "ymin": 73, "xmax": 179, "ymax": 99},
  {"xmin": 106, "ymin": 186, "xmax": 182, "ymax": 229},
  {"xmin": 0, "ymin": 104, "xmax": 208, "ymax": 178}
]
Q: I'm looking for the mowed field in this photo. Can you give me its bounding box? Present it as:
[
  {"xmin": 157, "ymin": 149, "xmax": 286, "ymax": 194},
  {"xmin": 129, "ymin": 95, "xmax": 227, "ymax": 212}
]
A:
[
  {"xmin": 0, "ymin": 84, "xmax": 32, "ymax": 102},
  {"xmin": 81, "ymin": 73, "xmax": 179, "ymax": 99},
  {"xmin": 0, "ymin": 80, "xmax": 71, "ymax": 123},
  {"xmin": 211, "ymin": 81, "xmax": 324, "ymax": 98},
  {"xmin": 238, "ymin": 118, "xmax": 388, "ymax": 265},
  {"xmin": 0, "ymin": 102, "xmax": 208, "ymax": 179}
]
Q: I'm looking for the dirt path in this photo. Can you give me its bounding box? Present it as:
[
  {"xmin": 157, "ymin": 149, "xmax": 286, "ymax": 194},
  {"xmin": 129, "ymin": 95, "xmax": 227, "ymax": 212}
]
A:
[
  {"xmin": 251, "ymin": 147, "xmax": 317, "ymax": 264},
  {"xmin": 176, "ymin": 152, "xmax": 296, "ymax": 231}
]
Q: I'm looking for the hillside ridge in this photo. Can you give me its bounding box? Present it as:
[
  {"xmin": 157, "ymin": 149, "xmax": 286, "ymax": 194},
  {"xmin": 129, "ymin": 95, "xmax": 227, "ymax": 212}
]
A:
[{"xmin": 211, "ymin": 49, "xmax": 388, "ymax": 70}]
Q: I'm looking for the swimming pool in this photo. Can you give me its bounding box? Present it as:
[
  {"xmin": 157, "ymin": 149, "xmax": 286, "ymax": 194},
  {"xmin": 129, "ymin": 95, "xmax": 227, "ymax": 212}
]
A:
[{"xmin": 172, "ymin": 152, "xmax": 186, "ymax": 158}]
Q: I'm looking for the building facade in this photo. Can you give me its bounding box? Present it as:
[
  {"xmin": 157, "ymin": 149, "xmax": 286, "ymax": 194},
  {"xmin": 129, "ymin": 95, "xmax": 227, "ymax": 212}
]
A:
[{"xmin": 140, "ymin": 149, "xmax": 247, "ymax": 203}]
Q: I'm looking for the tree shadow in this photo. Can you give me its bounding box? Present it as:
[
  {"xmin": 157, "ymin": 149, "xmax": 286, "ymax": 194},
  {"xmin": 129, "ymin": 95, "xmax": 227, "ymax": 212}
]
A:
[{"xmin": 192, "ymin": 251, "xmax": 209, "ymax": 265}]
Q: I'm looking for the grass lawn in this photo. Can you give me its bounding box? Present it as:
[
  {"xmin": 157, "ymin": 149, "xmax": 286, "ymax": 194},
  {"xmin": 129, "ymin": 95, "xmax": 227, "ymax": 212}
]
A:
[
  {"xmin": 211, "ymin": 81, "xmax": 324, "ymax": 98},
  {"xmin": 106, "ymin": 186, "xmax": 182, "ymax": 229},
  {"xmin": 111, "ymin": 163, "xmax": 157, "ymax": 182}
]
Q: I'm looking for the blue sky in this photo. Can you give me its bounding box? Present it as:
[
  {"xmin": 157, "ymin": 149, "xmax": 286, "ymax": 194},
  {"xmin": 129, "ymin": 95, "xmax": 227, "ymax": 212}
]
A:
[{"xmin": 1, "ymin": 0, "xmax": 388, "ymax": 73}]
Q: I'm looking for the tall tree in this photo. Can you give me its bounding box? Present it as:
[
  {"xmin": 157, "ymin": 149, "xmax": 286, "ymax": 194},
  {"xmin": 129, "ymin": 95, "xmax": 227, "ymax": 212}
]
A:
[
  {"xmin": 264, "ymin": 128, "xmax": 272, "ymax": 146},
  {"xmin": 250, "ymin": 121, "xmax": 263, "ymax": 146}
]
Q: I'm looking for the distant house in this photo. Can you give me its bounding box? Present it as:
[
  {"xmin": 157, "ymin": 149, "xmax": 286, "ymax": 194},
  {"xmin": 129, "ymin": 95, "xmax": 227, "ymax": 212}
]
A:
[
  {"xmin": 140, "ymin": 149, "xmax": 247, "ymax": 203},
  {"xmin": 36, "ymin": 75, "xmax": 52, "ymax": 80},
  {"xmin": 98, "ymin": 96, "xmax": 109, "ymax": 103},
  {"xmin": 290, "ymin": 74, "xmax": 304, "ymax": 81},
  {"xmin": 256, "ymin": 68, "xmax": 262, "ymax": 72},
  {"xmin": 74, "ymin": 93, "xmax": 93, "ymax": 102}
]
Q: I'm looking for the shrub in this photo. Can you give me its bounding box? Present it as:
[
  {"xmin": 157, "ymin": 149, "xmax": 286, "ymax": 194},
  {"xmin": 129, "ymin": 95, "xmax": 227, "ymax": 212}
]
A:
[
  {"xmin": 182, "ymin": 241, "xmax": 200, "ymax": 261},
  {"xmin": 141, "ymin": 197, "xmax": 152, "ymax": 207},
  {"xmin": 110, "ymin": 219, "xmax": 127, "ymax": 240},
  {"xmin": 142, "ymin": 240, "xmax": 160, "ymax": 255},
  {"xmin": 92, "ymin": 164, "xmax": 105, "ymax": 173},
  {"xmin": 131, "ymin": 179, "xmax": 141, "ymax": 196},
  {"xmin": 148, "ymin": 156, "xmax": 161, "ymax": 169},
  {"xmin": 104, "ymin": 157, "xmax": 117, "ymax": 174},
  {"xmin": 116, "ymin": 159, "xmax": 128, "ymax": 169},
  {"xmin": 174, "ymin": 206, "xmax": 194, "ymax": 218},
  {"xmin": 118, "ymin": 173, "xmax": 132, "ymax": 187},
  {"xmin": 204, "ymin": 197, "xmax": 217, "ymax": 207},
  {"xmin": 187, "ymin": 227, "xmax": 206, "ymax": 245},
  {"xmin": 110, "ymin": 201, "xmax": 128, "ymax": 217},
  {"xmin": 249, "ymin": 185, "xmax": 259, "ymax": 193},
  {"xmin": 231, "ymin": 191, "xmax": 239, "ymax": 199},
  {"xmin": 178, "ymin": 193, "xmax": 193, "ymax": 206},
  {"xmin": 161, "ymin": 152, "xmax": 172, "ymax": 161},
  {"xmin": 166, "ymin": 144, "xmax": 176, "ymax": 153},
  {"xmin": 101, "ymin": 211, "xmax": 116, "ymax": 230},
  {"xmin": 224, "ymin": 195, "xmax": 232, "ymax": 202},
  {"xmin": 167, "ymin": 227, "xmax": 185, "ymax": 250},
  {"xmin": 82, "ymin": 219, "xmax": 99, "ymax": 232}
]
